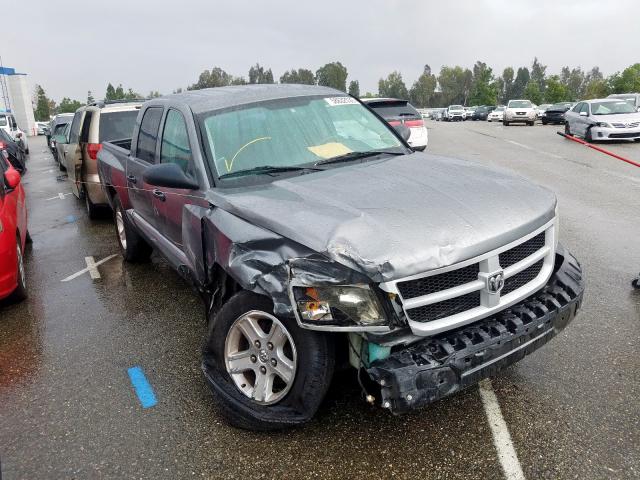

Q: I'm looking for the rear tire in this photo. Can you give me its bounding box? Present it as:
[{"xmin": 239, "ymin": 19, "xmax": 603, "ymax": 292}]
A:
[
  {"xmin": 542, "ymin": 120, "xmax": 548, "ymax": 125},
  {"xmin": 9, "ymin": 239, "xmax": 27, "ymax": 302},
  {"xmin": 113, "ymin": 195, "xmax": 152, "ymax": 262},
  {"xmin": 202, "ymin": 291, "xmax": 335, "ymax": 431},
  {"xmin": 84, "ymin": 189, "xmax": 101, "ymax": 220}
]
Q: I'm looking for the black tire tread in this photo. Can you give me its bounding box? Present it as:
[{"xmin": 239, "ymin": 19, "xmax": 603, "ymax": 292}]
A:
[{"xmin": 113, "ymin": 195, "xmax": 152, "ymax": 262}]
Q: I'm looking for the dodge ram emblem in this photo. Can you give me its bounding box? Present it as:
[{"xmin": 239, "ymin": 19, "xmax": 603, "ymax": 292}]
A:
[{"xmin": 487, "ymin": 271, "xmax": 505, "ymax": 294}]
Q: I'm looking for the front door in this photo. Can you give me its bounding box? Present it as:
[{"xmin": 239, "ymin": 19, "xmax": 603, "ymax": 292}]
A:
[
  {"xmin": 65, "ymin": 110, "xmax": 86, "ymax": 197},
  {"xmin": 154, "ymin": 108, "xmax": 205, "ymax": 249},
  {"xmin": 126, "ymin": 106, "xmax": 164, "ymax": 232}
]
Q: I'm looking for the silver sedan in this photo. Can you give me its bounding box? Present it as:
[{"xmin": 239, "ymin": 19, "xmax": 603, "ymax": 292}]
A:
[{"xmin": 564, "ymin": 98, "xmax": 640, "ymax": 142}]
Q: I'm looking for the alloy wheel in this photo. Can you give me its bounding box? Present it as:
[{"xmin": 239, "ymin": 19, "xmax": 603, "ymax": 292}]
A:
[{"xmin": 224, "ymin": 311, "xmax": 297, "ymax": 405}]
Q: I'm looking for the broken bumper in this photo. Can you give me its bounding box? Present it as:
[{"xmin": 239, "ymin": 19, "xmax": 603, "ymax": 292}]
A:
[{"xmin": 366, "ymin": 244, "xmax": 584, "ymax": 414}]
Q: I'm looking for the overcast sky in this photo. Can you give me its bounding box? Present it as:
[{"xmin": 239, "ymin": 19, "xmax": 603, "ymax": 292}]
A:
[{"xmin": 5, "ymin": 0, "xmax": 638, "ymax": 102}]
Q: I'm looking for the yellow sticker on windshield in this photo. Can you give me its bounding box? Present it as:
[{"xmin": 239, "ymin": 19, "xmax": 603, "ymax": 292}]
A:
[{"xmin": 308, "ymin": 142, "xmax": 352, "ymax": 159}]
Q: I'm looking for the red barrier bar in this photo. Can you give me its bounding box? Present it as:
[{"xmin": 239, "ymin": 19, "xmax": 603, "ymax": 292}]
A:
[{"xmin": 557, "ymin": 131, "xmax": 640, "ymax": 168}]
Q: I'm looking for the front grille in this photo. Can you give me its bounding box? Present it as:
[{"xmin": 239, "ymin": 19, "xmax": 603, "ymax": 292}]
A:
[
  {"xmin": 612, "ymin": 122, "xmax": 640, "ymax": 128},
  {"xmin": 610, "ymin": 132, "xmax": 640, "ymax": 139},
  {"xmin": 397, "ymin": 264, "xmax": 479, "ymax": 299},
  {"xmin": 406, "ymin": 292, "xmax": 481, "ymax": 323},
  {"xmin": 499, "ymin": 233, "xmax": 545, "ymax": 268},
  {"xmin": 502, "ymin": 260, "xmax": 543, "ymax": 296}
]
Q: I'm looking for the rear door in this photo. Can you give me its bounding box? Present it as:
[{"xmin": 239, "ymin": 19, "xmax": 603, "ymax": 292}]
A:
[
  {"xmin": 155, "ymin": 108, "xmax": 206, "ymax": 250},
  {"xmin": 65, "ymin": 109, "xmax": 86, "ymax": 197},
  {"xmin": 126, "ymin": 106, "xmax": 163, "ymax": 232}
]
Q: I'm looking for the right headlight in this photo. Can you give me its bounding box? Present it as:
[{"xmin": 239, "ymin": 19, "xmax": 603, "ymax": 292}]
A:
[{"xmin": 292, "ymin": 285, "xmax": 387, "ymax": 328}]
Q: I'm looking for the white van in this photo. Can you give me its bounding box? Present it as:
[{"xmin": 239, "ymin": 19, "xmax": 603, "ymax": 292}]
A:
[{"xmin": 0, "ymin": 112, "xmax": 29, "ymax": 154}]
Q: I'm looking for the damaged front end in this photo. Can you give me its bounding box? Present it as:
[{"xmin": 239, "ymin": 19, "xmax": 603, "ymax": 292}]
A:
[{"xmin": 366, "ymin": 245, "xmax": 584, "ymax": 414}]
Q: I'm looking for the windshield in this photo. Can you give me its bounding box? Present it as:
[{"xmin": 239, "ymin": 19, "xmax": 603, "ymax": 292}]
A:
[
  {"xmin": 508, "ymin": 100, "xmax": 532, "ymax": 108},
  {"xmin": 200, "ymin": 95, "xmax": 403, "ymax": 178},
  {"xmin": 449, "ymin": 105, "xmax": 464, "ymax": 111},
  {"xmin": 591, "ymin": 101, "xmax": 636, "ymax": 115},
  {"xmin": 495, "ymin": 107, "xmax": 505, "ymax": 112},
  {"xmin": 550, "ymin": 103, "xmax": 571, "ymax": 110}
]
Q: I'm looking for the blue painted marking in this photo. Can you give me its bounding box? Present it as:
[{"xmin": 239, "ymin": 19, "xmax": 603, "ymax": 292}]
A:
[
  {"xmin": 66, "ymin": 215, "xmax": 76, "ymax": 223},
  {"xmin": 127, "ymin": 366, "xmax": 158, "ymax": 409}
]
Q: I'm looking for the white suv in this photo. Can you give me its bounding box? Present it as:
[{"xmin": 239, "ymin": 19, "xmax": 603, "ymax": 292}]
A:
[
  {"xmin": 0, "ymin": 112, "xmax": 29, "ymax": 153},
  {"xmin": 504, "ymin": 100, "xmax": 536, "ymax": 126}
]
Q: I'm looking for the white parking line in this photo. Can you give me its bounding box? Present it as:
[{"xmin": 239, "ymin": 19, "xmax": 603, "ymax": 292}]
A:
[
  {"xmin": 61, "ymin": 254, "xmax": 118, "ymax": 282},
  {"xmin": 479, "ymin": 379, "xmax": 526, "ymax": 480},
  {"xmin": 46, "ymin": 192, "xmax": 72, "ymax": 201}
]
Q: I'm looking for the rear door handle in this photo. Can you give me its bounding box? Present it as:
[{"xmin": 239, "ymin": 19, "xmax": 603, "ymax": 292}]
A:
[
  {"xmin": 152, "ymin": 189, "xmax": 166, "ymax": 201},
  {"xmin": 127, "ymin": 175, "xmax": 137, "ymax": 184}
]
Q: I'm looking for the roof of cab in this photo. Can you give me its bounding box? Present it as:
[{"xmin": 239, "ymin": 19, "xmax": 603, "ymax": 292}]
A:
[{"xmin": 151, "ymin": 84, "xmax": 345, "ymax": 114}]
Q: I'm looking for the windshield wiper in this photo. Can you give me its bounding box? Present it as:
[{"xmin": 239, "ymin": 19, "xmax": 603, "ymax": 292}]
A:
[
  {"xmin": 219, "ymin": 164, "xmax": 323, "ymax": 179},
  {"xmin": 315, "ymin": 150, "xmax": 405, "ymax": 166}
]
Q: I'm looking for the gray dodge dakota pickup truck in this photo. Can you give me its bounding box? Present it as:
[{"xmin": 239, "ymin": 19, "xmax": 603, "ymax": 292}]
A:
[{"xmin": 97, "ymin": 84, "xmax": 584, "ymax": 430}]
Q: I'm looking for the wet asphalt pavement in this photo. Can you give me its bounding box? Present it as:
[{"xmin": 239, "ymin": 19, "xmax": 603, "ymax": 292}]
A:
[{"xmin": 0, "ymin": 128, "xmax": 638, "ymax": 479}]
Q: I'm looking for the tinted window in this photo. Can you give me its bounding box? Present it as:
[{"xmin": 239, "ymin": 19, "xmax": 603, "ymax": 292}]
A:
[
  {"xmin": 160, "ymin": 110, "xmax": 193, "ymax": 176},
  {"xmin": 80, "ymin": 111, "xmax": 93, "ymax": 142},
  {"xmin": 580, "ymin": 103, "xmax": 590, "ymax": 115},
  {"xmin": 367, "ymin": 101, "xmax": 419, "ymax": 118},
  {"xmin": 68, "ymin": 111, "xmax": 84, "ymax": 143},
  {"xmin": 99, "ymin": 110, "xmax": 139, "ymax": 142},
  {"xmin": 136, "ymin": 107, "xmax": 163, "ymax": 163},
  {"xmin": 53, "ymin": 123, "xmax": 68, "ymax": 135}
]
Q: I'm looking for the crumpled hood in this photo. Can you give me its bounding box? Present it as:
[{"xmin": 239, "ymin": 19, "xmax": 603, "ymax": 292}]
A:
[{"xmin": 207, "ymin": 152, "xmax": 556, "ymax": 282}]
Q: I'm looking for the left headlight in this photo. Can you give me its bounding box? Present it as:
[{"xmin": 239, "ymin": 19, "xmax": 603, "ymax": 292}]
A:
[
  {"xmin": 596, "ymin": 122, "xmax": 612, "ymax": 128},
  {"xmin": 292, "ymin": 285, "xmax": 387, "ymax": 328}
]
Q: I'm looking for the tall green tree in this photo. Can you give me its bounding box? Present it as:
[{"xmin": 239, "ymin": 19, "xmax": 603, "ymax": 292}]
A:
[
  {"xmin": 437, "ymin": 66, "xmax": 473, "ymax": 105},
  {"xmin": 105, "ymin": 83, "xmax": 117, "ymax": 101},
  {"xmin": 248, "ymin": 63, "xmax": 274, "ymax": 84},
  {"xmin": 608, "ymin": 63, "xmax": 640, "ymax": 94},
  {"xmin": 57, "ymin": 98, "xmax": 84, "ymax": 114},
  {"xmin": 500, "ymin": 67, "xmax": 515, "ymax": 103},
  {"xmin": 316, "ymin": 62, "xmax": 348, "ymax": 91},
  {"xmin": 87, "ymin": 90, "xmax": 95, "ymax": 104},
  {"xmin": 469, "ymin": 61, "xmax": 497, "ymax": 106},
  {"xmin": 348, "ymin": 80, "xmax": 360, "ymax": 97},
  {"xmin": 378, "ymin": 71, "xmax": 409, "ymax": 99},
  {"xmin": 530, "ymin": 57, "xmax": 547, "ymax": 92},
  {"xmin": 545, "ymin": 76, "xmax": 570, "ymax": 103},
  {"xmin": 409, "ymin": 65, "xmax": 437, "ymax": 107},
  {"xmin": 188, "ymin": 67, "xmax": 237, "ymax": 90},
  {"xmin": 511, "ymin": 67, "xmax": 530, "ymax": 99},
  {"xmin": 34, "ymin": 85, "xmax": 51, "ymax": 121},
  {"xmin": 523, "ymin": 81, "xmax": 543, "ymax": 104},
  {"xmin": 279, "ymin": 68, "xmax": 315, "ymax": 85},
  {"xmin": 560, "ymin": 67, "xmax": 585, "ymax": 100}
]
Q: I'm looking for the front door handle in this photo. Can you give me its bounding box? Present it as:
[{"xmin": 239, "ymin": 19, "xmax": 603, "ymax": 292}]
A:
[
  {"xmin": 152, "ymin": 189, "xmax": 166, "ymax": 201},
  {"xmin": 127, "ymin": 175, "xmax": 137, "ymax": 184}
]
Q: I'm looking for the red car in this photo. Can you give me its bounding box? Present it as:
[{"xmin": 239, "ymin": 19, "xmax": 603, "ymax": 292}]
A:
[{"xmin": 0, "ymin": 151, "xmax": 28, "ymax": 302}]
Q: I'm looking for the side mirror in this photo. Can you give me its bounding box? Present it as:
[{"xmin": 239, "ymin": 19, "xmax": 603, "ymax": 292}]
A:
[
  {"xmin": 579, "ymin": 111, "xmax": 588, "ymax": 117},
  {"xmin": 143, "ymin": 163, "xmax": 199, "ymax": 190},
  {"xmin": 392, "ymin": 123, "xmax": 411, "ymax": 142},
  {"xmin": 4, "ymin": 168, "xmax": 21, "ymax": 190}
]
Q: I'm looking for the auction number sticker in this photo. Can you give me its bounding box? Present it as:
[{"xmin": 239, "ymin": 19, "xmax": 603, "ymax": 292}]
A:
[{"xmin": 324, "ymin": 97, "xmax": 359, "ymax": 106}]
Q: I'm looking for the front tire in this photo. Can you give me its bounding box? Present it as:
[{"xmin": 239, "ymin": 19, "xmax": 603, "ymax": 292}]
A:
[
  {"xmin": 202, "ymin": 291, "xmax": 335, "ymax": 431},
  {"xmin": 585, "ymin": 128, "xmax": 593, "ymax": 143},
  {"xmin": 113, "ymin": 195, "xmax": 152, "ymax": 262},
  {"xmin": 565, "ymin": 122, "xmax": 572, "ymax": 136}
]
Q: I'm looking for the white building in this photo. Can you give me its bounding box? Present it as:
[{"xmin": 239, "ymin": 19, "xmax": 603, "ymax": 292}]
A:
[{"xmin": 1, "ymin": 67, "xmax": 37, "ymax": 136}]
